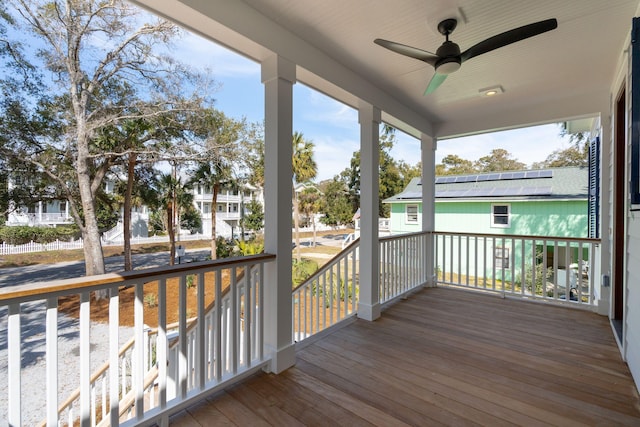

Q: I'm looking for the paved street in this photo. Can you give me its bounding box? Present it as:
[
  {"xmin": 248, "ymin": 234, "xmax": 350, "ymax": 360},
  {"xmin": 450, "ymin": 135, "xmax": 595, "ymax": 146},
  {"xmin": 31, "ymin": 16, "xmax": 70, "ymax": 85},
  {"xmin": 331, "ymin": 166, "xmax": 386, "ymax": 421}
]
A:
[
  {"xmin": 0, "ymin": 232, "xmax": 351, "ymax": 288},
  {"xmin": 0, "ymin": 248, "xmax": 210, "ymax": 288}
]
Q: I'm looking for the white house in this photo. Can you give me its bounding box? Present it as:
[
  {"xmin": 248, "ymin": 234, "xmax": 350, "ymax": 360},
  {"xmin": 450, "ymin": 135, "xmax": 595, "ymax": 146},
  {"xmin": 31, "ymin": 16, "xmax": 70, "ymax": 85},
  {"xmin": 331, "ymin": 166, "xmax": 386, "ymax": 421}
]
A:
[{"xmin": 191, "ymin": 182, "xmax": 263, "ymax": 238}]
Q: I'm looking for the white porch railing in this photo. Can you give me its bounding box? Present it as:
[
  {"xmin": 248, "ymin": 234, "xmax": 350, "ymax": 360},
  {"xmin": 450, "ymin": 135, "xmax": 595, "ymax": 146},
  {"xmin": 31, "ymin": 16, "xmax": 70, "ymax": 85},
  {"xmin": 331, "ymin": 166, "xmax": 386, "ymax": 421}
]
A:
[
  {"xmin": 293, "ymin": 231, "xmax": 430, "ymax": 341},
  {"xmin": 433, "ymin": 231, "xmax": 599, "ymax": 307},
  {"xmin": 0, "ymin": 254, "xmax": 274, "ymax": 427},
  {"xmin": 292, "ymin": 239, "xmax": 360, "ymax": 341},
  {"xmin": 379, "ymin": 231, "xmax": 430, "ymax": 303}
]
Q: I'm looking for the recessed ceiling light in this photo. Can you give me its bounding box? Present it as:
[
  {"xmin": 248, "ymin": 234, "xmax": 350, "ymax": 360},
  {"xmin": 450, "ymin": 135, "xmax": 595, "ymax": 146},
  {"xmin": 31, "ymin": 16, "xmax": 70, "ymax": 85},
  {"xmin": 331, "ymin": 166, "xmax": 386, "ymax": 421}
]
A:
[{"xmin": 479, "ymin": 85, "xmax": 504, "ymax": 97}]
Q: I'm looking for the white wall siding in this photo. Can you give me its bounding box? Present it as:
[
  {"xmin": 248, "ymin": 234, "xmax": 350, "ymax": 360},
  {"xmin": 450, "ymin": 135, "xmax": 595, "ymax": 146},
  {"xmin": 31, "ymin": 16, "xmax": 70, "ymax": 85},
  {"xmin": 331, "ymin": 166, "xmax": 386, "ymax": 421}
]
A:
[{"xmin": 625, "ymin": 218, "xmax": 640, "ymax": 391}]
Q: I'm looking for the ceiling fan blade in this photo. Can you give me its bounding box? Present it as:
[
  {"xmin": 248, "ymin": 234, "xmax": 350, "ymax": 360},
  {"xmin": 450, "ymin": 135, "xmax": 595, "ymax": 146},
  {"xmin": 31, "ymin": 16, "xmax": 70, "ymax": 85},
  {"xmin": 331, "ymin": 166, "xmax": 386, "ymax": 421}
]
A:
[
  {"xmin": 424, "ymin": 73, "xmax": 447, "ymax": 95},
  {"xmin": 374, "ymin": 38, "xmax": 439, "ymax": 66},
  {"xmin": 460, "ymin": 18, "xmax": 557, "ymax": 62}
]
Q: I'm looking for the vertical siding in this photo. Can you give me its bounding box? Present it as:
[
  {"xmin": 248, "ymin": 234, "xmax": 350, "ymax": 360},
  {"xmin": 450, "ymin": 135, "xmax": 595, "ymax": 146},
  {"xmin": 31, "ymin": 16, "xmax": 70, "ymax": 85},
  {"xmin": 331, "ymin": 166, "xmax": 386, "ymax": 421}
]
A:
[
  {"xmin": 627, "ymin": 218, "xmax": 640, "ymax": 388},
  {"xmin": 626, "ymin": 34, "xmax": 640, "ymax": 389}
]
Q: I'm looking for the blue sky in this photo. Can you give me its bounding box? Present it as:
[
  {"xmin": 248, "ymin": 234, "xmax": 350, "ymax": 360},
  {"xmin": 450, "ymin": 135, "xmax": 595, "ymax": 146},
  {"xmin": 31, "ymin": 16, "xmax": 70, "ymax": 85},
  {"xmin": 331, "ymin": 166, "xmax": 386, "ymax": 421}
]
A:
[{"xmin": 177, "ymin": 32, "xmax": 575, "ymax": 182}]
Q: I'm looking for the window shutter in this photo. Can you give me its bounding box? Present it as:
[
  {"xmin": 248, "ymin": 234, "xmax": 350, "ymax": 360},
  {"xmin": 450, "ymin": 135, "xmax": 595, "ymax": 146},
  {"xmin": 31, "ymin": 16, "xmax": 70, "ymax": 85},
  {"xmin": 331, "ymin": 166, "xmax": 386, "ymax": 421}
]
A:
[{"xmin": 588, "ymin": 136, "xmax": 600, "ymax": 238}]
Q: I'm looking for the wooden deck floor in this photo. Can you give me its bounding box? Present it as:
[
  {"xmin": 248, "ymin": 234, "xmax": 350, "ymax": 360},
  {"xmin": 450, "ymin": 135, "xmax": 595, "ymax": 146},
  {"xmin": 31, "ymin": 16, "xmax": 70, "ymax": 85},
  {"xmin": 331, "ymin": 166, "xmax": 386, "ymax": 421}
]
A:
[{"xmin": 171, "ymin": 287, "xmax": 640, "ymax": 426}]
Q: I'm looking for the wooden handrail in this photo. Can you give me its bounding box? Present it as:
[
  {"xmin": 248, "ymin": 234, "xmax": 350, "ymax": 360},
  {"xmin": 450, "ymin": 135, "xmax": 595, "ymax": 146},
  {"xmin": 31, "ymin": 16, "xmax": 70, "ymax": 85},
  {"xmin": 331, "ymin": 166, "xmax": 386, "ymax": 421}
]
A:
[{"xmin": 0, "ymin": 253, "xmax": 275, "ymax": 303}]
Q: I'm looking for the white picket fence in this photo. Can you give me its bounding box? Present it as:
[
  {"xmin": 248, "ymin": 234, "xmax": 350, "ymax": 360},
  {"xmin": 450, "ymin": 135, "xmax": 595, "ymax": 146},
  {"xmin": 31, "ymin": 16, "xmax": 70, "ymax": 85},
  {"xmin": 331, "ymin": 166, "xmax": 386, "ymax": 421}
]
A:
[{"xmin": 0, "ymin": 234, "xmax": 210, "ymax": 256}]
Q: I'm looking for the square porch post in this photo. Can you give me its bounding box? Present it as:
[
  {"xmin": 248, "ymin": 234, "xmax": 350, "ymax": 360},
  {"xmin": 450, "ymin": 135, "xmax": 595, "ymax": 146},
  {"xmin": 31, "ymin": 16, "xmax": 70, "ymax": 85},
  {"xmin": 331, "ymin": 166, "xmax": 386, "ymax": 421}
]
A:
[
  {"xmin": 422, "ymin": 134, "xmax": 437, "ymax": 287},
  {"xmin": 358, "ymin": 102, "xmax": 381, "ymax": 321},
  {"xmin": 262, "ymin": 54, "xmax": 296, "ymax": 373}
]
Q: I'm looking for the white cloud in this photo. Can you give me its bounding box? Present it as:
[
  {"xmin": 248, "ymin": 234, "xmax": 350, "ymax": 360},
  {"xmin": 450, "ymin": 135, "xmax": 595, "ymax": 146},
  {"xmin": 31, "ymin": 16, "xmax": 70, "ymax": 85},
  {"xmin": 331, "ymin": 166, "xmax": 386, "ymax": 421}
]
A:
[{"xmin": 294, "ymin": 86, "xmax": 358, "ymax": 130}]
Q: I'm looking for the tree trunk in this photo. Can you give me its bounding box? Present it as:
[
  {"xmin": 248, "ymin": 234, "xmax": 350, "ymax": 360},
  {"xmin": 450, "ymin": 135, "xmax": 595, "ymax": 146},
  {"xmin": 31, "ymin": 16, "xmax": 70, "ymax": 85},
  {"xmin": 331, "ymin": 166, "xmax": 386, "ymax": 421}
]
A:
[
  {"xmin": 293, "ymin": 187, "xmax": 301, "ymax": 262},
  {"xmin": 168, "ymin": 201, "xmax": 175, "ymax": 265},
  {"xmin": 312, "ymin": 214, "xmax": 317, "ymax": 247},
  {"xmin": 77, "ymin": 153, "xmax": 107, "ymax": 299},
  {"xmin": 75, "ymin": 124, "xmax": 106, "ymax": 298},
  {"xmin": 123, "ymin": 152, "xmax": 136, "ymax": 271},
  {"xmin": 210, "ymin": 183, "xmax": 219, "ymax": 260}
]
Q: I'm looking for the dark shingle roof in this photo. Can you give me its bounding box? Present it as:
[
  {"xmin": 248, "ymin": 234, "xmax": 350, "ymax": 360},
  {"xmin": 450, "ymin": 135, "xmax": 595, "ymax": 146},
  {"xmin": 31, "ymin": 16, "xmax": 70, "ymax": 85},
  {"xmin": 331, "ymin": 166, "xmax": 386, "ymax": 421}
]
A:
[{"xmin": 384, "ymin": 167, "xmax": 588, "ymax": 203}]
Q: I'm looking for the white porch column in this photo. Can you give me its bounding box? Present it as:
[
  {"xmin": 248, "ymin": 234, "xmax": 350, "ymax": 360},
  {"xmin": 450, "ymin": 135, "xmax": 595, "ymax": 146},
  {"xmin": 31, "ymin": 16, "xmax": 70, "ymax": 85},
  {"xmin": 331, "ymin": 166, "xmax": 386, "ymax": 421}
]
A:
[
  {"xmin": 422, "ymin": 134, "xmax": 437, "ymax": 287},
  {"xmin": 358, "ymin": 102, "xmax": 381, "ymax": 321},
  {"xmin": 597, "ymin": 114, "xmax": 612, "ymax": 316},
  {"xmin": 261, "ymin": 54, "xmax": 296, "ymax": 373}
]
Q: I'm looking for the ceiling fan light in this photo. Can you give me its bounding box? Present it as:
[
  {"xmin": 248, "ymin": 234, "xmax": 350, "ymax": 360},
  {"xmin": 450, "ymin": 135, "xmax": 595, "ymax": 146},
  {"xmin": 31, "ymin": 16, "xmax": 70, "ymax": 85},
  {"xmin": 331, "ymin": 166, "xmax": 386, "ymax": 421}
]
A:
[{"xmin": 436, "ymin": 60, "xmax": 461, "ymax": 75}]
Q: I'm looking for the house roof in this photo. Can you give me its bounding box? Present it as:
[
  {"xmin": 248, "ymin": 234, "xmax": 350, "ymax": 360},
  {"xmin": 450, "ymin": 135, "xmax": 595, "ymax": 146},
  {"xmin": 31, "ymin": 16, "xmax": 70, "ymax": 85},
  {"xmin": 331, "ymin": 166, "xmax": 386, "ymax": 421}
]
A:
[{"xmin": 384, "ymin": 167, "xmax": 588, "ymax": 203}]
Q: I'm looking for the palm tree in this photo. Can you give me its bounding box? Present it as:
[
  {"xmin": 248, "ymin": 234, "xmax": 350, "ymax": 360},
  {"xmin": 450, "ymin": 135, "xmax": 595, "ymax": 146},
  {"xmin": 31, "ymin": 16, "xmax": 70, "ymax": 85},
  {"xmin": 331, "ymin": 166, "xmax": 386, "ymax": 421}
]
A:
[
  {"xmin": 152, "ymin": 171, "xmax": 194, "ymax": 265},
  {"xmin": 292, "ymin": 132, "xmax": 317, "ymax": 262},
  {"xmin": 298, "ymin": 186, "xmax": 322, "ymax": 247},
  {"xmin": 190, "ymin": 161, "xmax": 231, "ymax": 259}
]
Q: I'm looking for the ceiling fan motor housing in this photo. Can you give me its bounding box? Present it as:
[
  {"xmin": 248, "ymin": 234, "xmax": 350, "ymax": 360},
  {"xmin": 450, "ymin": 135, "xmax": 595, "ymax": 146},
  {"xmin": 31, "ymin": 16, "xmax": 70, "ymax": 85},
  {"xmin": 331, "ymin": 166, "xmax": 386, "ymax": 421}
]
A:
[{"xmin": 435, "ymin": 41, "xmax": 461, "ymax": 74}]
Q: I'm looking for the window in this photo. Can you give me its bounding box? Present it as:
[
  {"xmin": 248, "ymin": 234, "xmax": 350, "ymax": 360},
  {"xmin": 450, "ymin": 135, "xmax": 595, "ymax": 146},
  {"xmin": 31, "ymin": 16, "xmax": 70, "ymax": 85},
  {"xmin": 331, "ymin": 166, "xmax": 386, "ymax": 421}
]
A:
[
  {"xmin": 495, "ymin": 247, "xmax": 510, "ymax": 269},
  {"xmin": 491, "ymin": 204, "xmax": 510, "ymax": 228},
  {"xmin": 406, "ymin": 204, "xmax": 418, "ymax": 223}
]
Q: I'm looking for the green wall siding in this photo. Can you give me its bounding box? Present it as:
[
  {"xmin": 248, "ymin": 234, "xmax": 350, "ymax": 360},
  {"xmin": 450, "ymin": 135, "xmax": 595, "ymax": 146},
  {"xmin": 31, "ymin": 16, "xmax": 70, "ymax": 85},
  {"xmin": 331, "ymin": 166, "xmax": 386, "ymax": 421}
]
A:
[
  {"xmin": 389, "ymin": 202, "xmax": 423, "ymax": 234},
  {"xmin": 389, "ymin": 200, "xmax": 588, "ymax": 238}
]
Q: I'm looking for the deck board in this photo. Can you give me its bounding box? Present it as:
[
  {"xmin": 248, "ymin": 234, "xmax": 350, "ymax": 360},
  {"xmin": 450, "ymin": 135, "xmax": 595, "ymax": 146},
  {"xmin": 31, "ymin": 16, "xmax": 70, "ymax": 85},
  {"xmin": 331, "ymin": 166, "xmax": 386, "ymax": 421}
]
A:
[{"xmin": 170, "ymin": 287, "xmax": 640, "ymax": 426}]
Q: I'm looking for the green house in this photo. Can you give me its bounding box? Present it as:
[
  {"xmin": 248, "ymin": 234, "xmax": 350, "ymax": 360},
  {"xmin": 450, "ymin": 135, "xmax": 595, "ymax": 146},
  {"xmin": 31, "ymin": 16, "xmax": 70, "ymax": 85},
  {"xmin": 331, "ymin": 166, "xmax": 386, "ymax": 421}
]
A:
[
  {"xmin": 384, "ymin": 167, "xmax": 589, "ymax": 284},
  {"xmin": 384, "ymin": 167, "xmax": 589, "ymax": 238}
]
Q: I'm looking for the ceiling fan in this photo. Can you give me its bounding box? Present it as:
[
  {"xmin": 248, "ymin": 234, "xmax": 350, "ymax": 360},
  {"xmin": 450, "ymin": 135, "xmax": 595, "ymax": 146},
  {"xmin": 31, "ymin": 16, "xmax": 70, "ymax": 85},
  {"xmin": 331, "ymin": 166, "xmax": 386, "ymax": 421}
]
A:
[{"xmin": 374, "ymin": 18, "xmax": 558, "ymax": 94}]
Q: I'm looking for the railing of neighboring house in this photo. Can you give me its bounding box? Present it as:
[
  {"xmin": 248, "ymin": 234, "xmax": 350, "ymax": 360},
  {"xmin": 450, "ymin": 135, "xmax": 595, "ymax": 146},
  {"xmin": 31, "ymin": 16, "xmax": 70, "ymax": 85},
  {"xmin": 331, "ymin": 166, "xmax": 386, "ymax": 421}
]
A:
[
  {"xmin": 292, "ymin": 238, "xmax": 360, "ymax": 341},
  {"xmin": 379, "ymin": 231, "xmax": 430, "ymax": 304},
  {"xmin": 102, "ymin": 223, "xmax": 124, "ymax": 242},
  {"xmin": 433, "ymin": 231, "xmax": 599, "ymax": 307},
  {"xmin": 0, "ymin": 253, "xmax": 274, "ymax": 427},
  {"xmin": 199, "ymin": 212, "xmax": 241, "ymax": 221},
  {"xmin": 6, "ymin": 212, "xmax": 74, "ymax": 226}
]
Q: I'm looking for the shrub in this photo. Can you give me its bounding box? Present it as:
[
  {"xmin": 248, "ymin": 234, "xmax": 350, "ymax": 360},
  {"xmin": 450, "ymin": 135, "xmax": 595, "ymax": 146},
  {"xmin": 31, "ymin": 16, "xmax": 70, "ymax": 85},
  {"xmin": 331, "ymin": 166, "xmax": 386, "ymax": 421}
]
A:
[
  {"xmin": 0, "ymin": 225, "xmax": 80, "ymax": 245},
  {"xmin": 144, "ymin": 293, "xmax": 158, "ymax": 308},
  {"xmin": 292, "ymin": 258, "xmax": 319, "ymax": 286},
  {"xmin": 236, "ymin": 238, "xmax": 264, "ymax": 256},
  {"xmin": 216, "ymin": 236, "xmax": 234, "ymax": 258}
]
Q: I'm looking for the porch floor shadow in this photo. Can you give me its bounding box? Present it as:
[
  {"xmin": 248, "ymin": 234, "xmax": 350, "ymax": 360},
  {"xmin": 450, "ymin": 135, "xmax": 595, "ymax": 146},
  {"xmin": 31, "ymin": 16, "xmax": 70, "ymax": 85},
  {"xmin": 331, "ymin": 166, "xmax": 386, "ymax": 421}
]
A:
[{"xmin": 170, "ymin": 287, "xmax": 640, "ymax": 426}]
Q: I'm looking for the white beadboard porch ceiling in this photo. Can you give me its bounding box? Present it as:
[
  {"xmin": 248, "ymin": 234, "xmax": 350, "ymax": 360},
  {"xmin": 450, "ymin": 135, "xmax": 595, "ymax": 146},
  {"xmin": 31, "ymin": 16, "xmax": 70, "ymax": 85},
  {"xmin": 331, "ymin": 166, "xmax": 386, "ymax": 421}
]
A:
[{"xmin": 133, "ymin": 0, "xmax": 640, "ymax": 139}]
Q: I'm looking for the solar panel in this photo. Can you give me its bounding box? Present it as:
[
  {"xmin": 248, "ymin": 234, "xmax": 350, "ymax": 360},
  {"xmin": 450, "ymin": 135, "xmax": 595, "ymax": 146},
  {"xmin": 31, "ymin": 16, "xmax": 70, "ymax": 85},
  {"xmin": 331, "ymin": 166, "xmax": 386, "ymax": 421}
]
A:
[
  {"xmin": 435, "ymin": 169, "xmax": 552, "ymax": 185},
  {"xmin": 500, "ymin": 172, "xmax": 515, "ymax": 180},
  {"xmin": 398, "ymin": 191, "xmax": 422, "ymax": 199},
  {"xmin": 435, "ymin": 186, "xmax": 553, "ymax": 198}
]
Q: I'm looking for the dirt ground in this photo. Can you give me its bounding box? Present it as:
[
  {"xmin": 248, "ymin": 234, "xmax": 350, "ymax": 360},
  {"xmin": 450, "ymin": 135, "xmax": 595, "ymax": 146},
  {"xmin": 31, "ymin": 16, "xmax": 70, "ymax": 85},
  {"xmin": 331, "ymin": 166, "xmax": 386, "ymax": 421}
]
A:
[{"xmin": 58, "ymin": 271, "xmax": 230, "ymax": 327}]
